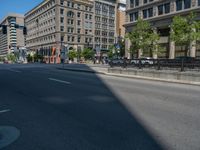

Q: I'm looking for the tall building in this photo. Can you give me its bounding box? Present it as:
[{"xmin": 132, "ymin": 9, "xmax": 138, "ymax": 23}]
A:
[
  {"xmin": 125, "ymin": 0, "xmax": 200, "ymax": 59},
  {"xmin": 93, "ymin": 0, "xmax": 116, "ymax": 52},
  {"xmin": 0, "ymin": 13, "xmax": 25, "ymax": 56},
  {"xmin": 25, "ymin": 0, "xmax": 94, "ymax": 63},
  {"xmin": 116, "ymin": 0, "xmax": 126, "ymax": 39}
]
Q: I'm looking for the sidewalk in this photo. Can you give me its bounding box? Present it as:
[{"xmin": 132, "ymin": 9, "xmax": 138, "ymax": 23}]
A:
[{"xmin": 58, "ymin": 64, "xmax": 200, "ymax": 86}]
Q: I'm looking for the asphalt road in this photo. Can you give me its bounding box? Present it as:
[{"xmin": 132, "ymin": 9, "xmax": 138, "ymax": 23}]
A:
[{"xmin": 0, "ymin": 64, "xmax": 200, "ymax": 150}]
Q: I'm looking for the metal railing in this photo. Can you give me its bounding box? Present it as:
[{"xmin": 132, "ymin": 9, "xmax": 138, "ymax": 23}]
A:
[{"xmin": 109, "ymin": 58, "xmax": 200, "ymax": 72}]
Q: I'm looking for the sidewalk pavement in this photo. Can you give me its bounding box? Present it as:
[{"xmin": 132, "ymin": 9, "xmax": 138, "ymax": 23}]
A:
[{"xmin": 57, "ymin": 64, "xmax": 200, "ymax": 86}]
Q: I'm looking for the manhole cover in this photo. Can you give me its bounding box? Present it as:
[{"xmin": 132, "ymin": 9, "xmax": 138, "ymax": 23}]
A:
[{"xmin": 0, "ymin": 126, "xmax": 20, "ymax": 149}]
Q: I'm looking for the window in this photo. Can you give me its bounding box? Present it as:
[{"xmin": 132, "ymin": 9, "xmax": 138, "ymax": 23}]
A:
[
  {"xmin": 60, "ymin": 0, "xmax": 64, "ymax": 5},
  {"xmin": 77, "ymin": 28, "xmax": 81, "ymax": 33},
  {"xmin": 158, "ymin": 3, "xmax": 170, "ymax": 15},
  {"xmin": 60, "ymin": 26, "xmax": 64, "ymax": 31},
  {"xmin": 158, "ymin": 5, "xmax": 163, "ymax": 15},
  {"xmin": 61, "ymin": 36, "xmax": 64, "ymax": 42},
  {"xmin": 130, "ymin": 12, "xmax": 138, "ymax": 21},
  {"xmin": 144, "ymin": 0, "xmax": 147, "ymax": 4},
  {"xmin": 148, "ymin": 8, "xmax": 153, "ymax": 17},
  {"xmin": 184, "ymin": 0, "xmax": 191, "ymax": 9},
  {"xmin": 85, "ymin": 14, "xmax": 88, "ymax": 19},
  {"xmin": 199, "ymin": 0, "xmax": 200, "ymax": 5},
  {"xmin": 77, "ymin": 37, "xmax": 81, "ymax": 43},
  {"xmin": 143, "ymin": 9, "xmax": 148, "ymax": 18},
  {"xmin": 77, "ymin": 20, "xmax": 81, "ymax": 26},
  {"xmin": 60, "ymin": 17, "xmax": 64, "ymax": 23},
  {"xmin": 77, "ymin": 12, "xmax": 81, "ymax": 18},
  {"xmin": 67, "ymin": 1, "xmax": 71, "ymax": 7},
  {"xmin": 135, "ymin": 0, "xmax": 139, "ymax": 6},
  {"xmin": 164, "ymin": 3, "xmax": 170, "ymax": 13},
  {"xmin": 67, "ymin": 11, "xmax": 74, "ymax": 17},
  {"xmin": 77, "ymin": 4, "xmax": 81, "ymax": 9},
  {"xmin": 176, "ymin": 0, "xmax": 183, "ymax": 10}
]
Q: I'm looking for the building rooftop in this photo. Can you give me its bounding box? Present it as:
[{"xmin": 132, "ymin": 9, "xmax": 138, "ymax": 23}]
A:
[{"xmin": 0, "ymin": 13, "xmax": 24, "ymax": 24}]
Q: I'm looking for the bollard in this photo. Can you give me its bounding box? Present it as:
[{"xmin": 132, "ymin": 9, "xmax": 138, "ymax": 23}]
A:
[{"xmin": 181, "ymin": 58, "xmax": 184, "ymax": 72}]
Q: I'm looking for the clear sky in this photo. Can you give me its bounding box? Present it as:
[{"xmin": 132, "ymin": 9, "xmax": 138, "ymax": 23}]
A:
[{"xmin": 0, "ymin": 0, "xmax": 43, "ymax": 21}]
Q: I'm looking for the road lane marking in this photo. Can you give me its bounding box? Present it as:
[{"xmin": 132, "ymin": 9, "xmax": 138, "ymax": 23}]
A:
[
  {"xmin": 7, "ymin": 69, "xmax": 21, "ymax": 73},
  {"xmin": 0, "ymin": 109, "xmax": 11, "ymax": 114},
  {"xmin": 48, "ymin": 78, "xmax": 71, "ymax": 85}
]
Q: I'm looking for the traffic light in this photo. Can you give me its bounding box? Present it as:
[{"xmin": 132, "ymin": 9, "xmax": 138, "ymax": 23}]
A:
[
  {"xmin": 23, "ymin": 27, "xmax": 27, "ymax": 35},
  {"xmin": 14, "ymin": 24, "xmax": 20, "ymax": 28},
  {"xmin": 2, "ymin": 25, "xmax": 7, "ymax": 34}
]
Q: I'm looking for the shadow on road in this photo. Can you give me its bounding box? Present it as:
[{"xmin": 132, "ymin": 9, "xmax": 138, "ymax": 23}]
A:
[{"xmin": 0, "ymin": 64, "xmax": 165, "ymax": 150}]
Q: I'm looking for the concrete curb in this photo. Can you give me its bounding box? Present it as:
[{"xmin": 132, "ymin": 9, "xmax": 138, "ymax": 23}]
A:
[{"xmin": 57, "ymin": 67, "xmax": 200, "ymax": 86}]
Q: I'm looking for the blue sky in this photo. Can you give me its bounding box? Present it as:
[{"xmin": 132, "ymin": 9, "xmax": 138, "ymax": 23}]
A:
[{"xmin": 0, "ymin": 0, "xmax": 43, "ymax": 21}]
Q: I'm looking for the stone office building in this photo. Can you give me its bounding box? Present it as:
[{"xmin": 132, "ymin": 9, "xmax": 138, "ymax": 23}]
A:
[
  {"xmin": 25, "ymin": 0, "xmax": 124, "ymax": 63},
  {"xmin": 124, "ymin": 0, "xmax": 200, "ymax": 59},
  {"xmin": 25, "ymin": 0, "xmax": 94, "ymax": 63},
  {"xmin": 0, "ymin": 13, "xmax": 25, "ymax": 56}
]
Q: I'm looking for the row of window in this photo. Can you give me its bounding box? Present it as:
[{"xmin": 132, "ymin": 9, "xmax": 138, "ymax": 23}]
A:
[
  {"xmin": 60, "ymin": 9, "xmax": 93, "ymax": 20},
  {"xmin": 60, "ymin": 0, "xmax": 92, "ymax": 12},
  {"xmin": 27, "ymin": 34, "xmax": 56, "ymax": 46},
  {"xmin": 95, "ymin": 30, "xmax": 115, "ymax": 36},
  {"xmin": 129, "ymin": 0, "xmax": 200, "ymax": 22},
  {"xmin": 27, "ymin": 26, "xmax": 56, "ymax": 39},
  {"xmin": 95, "ymin": 10, "xmax": 115, "ymax": 17},
  {"xmin": 26, "ymin": 9, "xmax": 55, "ymax": 28},
  {"xmin": 95, "ymin": 2, "xmax": 115, "ymax": 12},
  {"xmin": 26, "ymin": 0, "xmax": 55, "ymax": 22}
]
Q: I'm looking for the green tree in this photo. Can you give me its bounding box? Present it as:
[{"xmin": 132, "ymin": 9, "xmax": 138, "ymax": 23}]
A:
[
  {"xmin": 0, "ymin": 56, "xmax": 4, "ymax": 62},
  {"xmin": 7, "ymin": 53, "xmax": 16, "ymax": 62},
  {"xmin": 126, "ymin": 18, "xmax": 160, "ymax": 58},
  {"xmin": 117, "ymin": 38, "xmax": 125, "ymax": 57},
  {"xmin": 107, "ymin": 45, "xmax": 115, "ymax": 59},
  {"xmin": 170, "ymin": 13, "xmax": 200, "ymax": 56},
  {"xmin": 33, "ymin": 54, "xmax": 43, "ymax": 62},
  {"xmin": 27, "ymin": 54, "xmax": 33, "ymax": 62},
  {"xmin": 68, "ymin": 49, "xmax": 77, "ymax": 61},
  {"xmin": 82, "ymin": 48, "xmax": 94, "ymax": 60}
]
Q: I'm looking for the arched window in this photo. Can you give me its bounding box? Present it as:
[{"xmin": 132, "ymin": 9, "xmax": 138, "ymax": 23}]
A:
[{"xmin": 67, "ymin": 11, "xmax": 74, "ymax": 17}]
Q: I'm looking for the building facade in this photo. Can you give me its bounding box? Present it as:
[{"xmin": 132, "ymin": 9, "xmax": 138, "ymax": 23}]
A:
[
  {"xmin": 0, "ymin": 14, "xmax": 25, "ymax": 56},
  {"xmin": 125, "ymin": 0, "xmax": 200, "ymax": 59},
  {"xmin": 94, "ymin": 0, "xmax": 116, "ymax": 53},
  {"xmin": 25, "ymin": 0, "xmax": 94, "ymax": 63},
  {"xmin": 25, "ymin": 0, "xmax": 125, "ymax": 63},
  {"xmin": 116, "ymin": 0, "xmax": 126, "ymax": 39}
]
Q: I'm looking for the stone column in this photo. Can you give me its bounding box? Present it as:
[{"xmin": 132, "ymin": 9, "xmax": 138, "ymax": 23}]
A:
[
  {"xmin": 169, "ymin": 27, "xmax": 175, "ymax": 59},
  {"xmin": 138, "ymin": 49, "xmax": 142, "ymax": 58},
  {"xmin": 190, "ymin": 28, "xmax": 196, "ymax": 57},
  {"xmin": 169, "ymin": 41, "xmax": 175, "ymax": 59},
  {"xmin": 190, "ymin": 40, "xmax": 196, "ymax": 57},
  {"xmin": 125, "ymin": 39, "xmax": 131, "ymax": 59},
  {"xmin": 153, "ymin": 27, "xmax": 158, "ymax": 59}
]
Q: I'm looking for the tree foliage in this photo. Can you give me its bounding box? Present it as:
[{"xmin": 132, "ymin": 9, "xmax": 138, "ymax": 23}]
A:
[
  {"xmin": 126, "ymin": 18, "xmax": 160, "ymax": 58},
  {"xmin": 68, "ymin": 49, "xmax": 77, "ymax": 61},
  {"xmin": 170, "ymin": 13, "xmax": 200, "ymax": 54},
  {"xmin": 82, "ymin": 48, "xmax": 94, "ymax": 60},
  {"xmin": 7, "ymin": 53, "xmax": 16, "ymax": 62}
]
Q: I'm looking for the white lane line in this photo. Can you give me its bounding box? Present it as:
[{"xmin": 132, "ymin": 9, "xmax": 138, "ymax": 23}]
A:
[
  {"xmin": 48, "ymin": 78, "xmax": 71, "ymax": 85},
  {"xmin": 0, "ymin": 109, "xmax": 11, "ymax": 114},
  {"xmin": 7, "ymin": 69, "xmax": 21, "ymax": 73}
]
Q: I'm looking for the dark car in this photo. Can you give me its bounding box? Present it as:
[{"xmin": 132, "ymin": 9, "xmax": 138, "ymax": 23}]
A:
[
  {"xmin": 175, "ymin": 56, "xmax": 195, "ymax": 62},
  {"xmin": 108, "ymin": 58, "xmax": 124, "ymax": 67}
]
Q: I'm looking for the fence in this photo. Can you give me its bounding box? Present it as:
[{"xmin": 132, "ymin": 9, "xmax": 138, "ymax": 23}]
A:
[{"xmin": 109, "ymin": 58, "xmax": 200, "ymax": 72}]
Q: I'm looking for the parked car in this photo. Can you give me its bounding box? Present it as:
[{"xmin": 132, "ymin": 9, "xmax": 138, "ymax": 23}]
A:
[
  {"xmin": 108, "ymin": 58, "xmax": 124, "ymax": 67},
  {"xmin": 140, "ymin": 57, "xmax": 154, "ymax": 65},
  {"xmin": 175, "ymin": 56, "xmax": 195, "ymax": 63}
]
